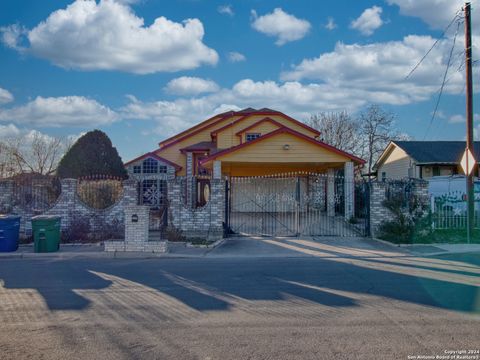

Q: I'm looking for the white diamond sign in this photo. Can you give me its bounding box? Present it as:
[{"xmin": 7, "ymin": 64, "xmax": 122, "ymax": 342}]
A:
[{"xmin": 460, "ymin": 148, "xmax": 476, "ymax": 175}]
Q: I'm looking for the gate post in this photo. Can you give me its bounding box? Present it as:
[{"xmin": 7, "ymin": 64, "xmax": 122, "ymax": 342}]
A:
[
  {"xmin": 295, "ymin": 177, "xmax": 301, "ymax": 235},
  {"xmin": 344, "ymin": 162, "xmax": 355, "ymax": 221},
  {"xmin": 224, "ymin": 177, "xmax": 230, "ymax": 235},
  {"xmin": 327, "ymin": 168, "xmax": 335, "ymax": 217}
]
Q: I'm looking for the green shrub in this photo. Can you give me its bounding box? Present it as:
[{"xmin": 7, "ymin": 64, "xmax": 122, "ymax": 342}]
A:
[{"xmin": 377, "ymin": 193, "xmax": 432, "ymax": 244}]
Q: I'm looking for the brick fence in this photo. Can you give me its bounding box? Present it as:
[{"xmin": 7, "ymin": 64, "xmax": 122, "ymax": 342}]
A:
[
  {"xmin": 369, "ymin": 179, "xmax": 429, "ymax": 238},
  {"xmin": 168, "ymin": 178, "xmax": 224, "ymax": 240},
  {"xmin": 0, "ymin": 178, "xmax": 137, "ymax": 238}
]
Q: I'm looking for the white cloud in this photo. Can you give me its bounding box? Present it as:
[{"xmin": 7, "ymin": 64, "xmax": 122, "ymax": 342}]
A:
[
  {"xmin": 0, "ymin": 24, "xmax": 27, "ymax": 51},
  {"xmin": 0, "ymin": 87, "xmax": 14, "ymax": 104},
  {"xmin": 325, "ymin": 17, "xmax": 337, "ymax": 30},
  {"xmin": 218, "ymin": 5, "xmax": 234, "ymax": 17},
  {"xmin": 251, "ymin": 8, "xmax": 311, "ymax": 46},
  {"xmin": 164, "ymin": 76, "xmax": 219, "ymax": 95},
  {"xmin": 350, "ymin": 6, "xmax": 384, "ymax": 36},
  {"xmin": 227, "ymin": 51, "xmax": 246, "ymax": 62},
  {"xmin": 120, "ymin": 78, "xmax": 402, "ymax": 136},
  {"xmin": 449, "ymin": 114, "xmax": 464, "ymax": 123},
  {"xmin": 281, "ymin": 35, "xmax": 475, "ymax": 104},
  {"xmin": 0, "ymin": 0, "xmax": 218, "ymax": 74},
  {"xmin": 386, "ymin": 0, "xmax": 467, "ymax": 30},
  {"xmin": 0, "ymin": 96, "xmax": 117, "ymax": 127},
  {"xmin": 0, "ymin": 123, "xmax": 21, "ymax": 139}
]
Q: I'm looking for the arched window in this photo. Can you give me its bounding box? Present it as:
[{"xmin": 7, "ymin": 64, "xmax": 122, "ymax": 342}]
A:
[{"xmin": 142, "ymin": 158, "xmax": 158, "ymax": 173}]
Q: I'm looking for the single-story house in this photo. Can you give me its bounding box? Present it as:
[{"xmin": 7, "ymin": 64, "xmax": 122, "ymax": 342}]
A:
[{"xmin": 374, "ymin": 141, "xmax": 480, "ymax": 180}]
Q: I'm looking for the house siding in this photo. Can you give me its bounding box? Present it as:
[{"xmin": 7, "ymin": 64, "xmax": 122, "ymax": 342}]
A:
[
  {"xmin": 155, "ymin": 114, "xmax": 319, "ymax": 175},
  {"xmin": 214, "ymin": 133, "xmax": 349, "ymax": 163},
  {"xmin": 377, "ymin": 146, "xmax": 414, "ymax": 180},
  {"xmin": 216, "ymin": 114, "xmax": 318, "ymax": 149}
]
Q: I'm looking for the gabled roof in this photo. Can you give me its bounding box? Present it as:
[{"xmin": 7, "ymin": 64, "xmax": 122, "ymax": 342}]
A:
[
  {"xmin": 124, "ymin": 152, "xmax": 182, "ymax": 170},
  {"xmin": 375, "ymin": 141, "xmax": 480, "ymax": 169},
  {"xmin": 234, "ymin": 117, "xmax": 283, "ymax": 137},
  {"xmin": 200, "ymin": 127, "xmax": 365, "ymax": 165},
  {"xmin": 158, "ymin": 108, "xmax": 320, "ymax": 150},
  {"xmin": 158, "ymin": 110, "xmax": 234, "ymax": 148},
  {"xmin": 210, "ymin": 111, "xmax": 320, "ymax": 138}
]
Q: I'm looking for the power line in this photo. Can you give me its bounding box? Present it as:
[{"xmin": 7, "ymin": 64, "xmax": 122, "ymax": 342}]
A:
[
  {"xmin": 423, "ymin": 19, "xmax": 461, "ymax": 140},
  {"xmin": 405, "ymin": 10, "xmax": 463, "ymax": 80}
]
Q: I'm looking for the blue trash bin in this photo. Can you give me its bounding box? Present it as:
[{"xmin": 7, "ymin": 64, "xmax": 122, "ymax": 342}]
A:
[{"xmin": 0, "ymin": 215, "xmax": 21, "ymax": 252}]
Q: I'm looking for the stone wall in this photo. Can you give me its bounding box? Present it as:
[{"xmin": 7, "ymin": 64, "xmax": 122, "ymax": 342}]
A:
[
  {"xmin": 0, "ymin": 178, "xmax": 137, "ymax": 239},
  {"xmin": 369, "ymin": 179, "xmax": 429, "ymax": 238},
  {"xmin": 168, "ymin": 178, "xmax": 224, "ymax": 241}
]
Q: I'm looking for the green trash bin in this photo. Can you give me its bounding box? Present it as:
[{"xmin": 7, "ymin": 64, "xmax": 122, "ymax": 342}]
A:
[{"xmin": 31, "ymin": 215, "xmax": 61, "ymax": 253}]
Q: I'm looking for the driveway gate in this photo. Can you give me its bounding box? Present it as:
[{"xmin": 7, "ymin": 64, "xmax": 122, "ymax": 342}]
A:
[{"xmin": 225, "ymin": 173, "xmax": 369, "ymax": 237}]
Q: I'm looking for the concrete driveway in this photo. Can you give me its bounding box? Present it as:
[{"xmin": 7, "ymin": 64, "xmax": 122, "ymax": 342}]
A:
[{"xmin": 208, "ymin": 235, "xmax": 406, "ymax": 258}]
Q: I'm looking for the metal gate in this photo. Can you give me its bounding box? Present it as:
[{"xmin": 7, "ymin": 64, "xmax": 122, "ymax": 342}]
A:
[
  {"xmin": 137, "ymin": 179, "xmax": 168, "ymax": 240},
  {"xmin": 225, "ymin": 174, "xmax": 369, "ymax": 237}
]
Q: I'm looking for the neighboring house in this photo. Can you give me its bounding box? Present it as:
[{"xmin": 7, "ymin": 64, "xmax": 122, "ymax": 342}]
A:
[
  {"xmin": 125, "ymin": 108, "xmax": 364, "ymax": 208},
  {"xmin": 374, "ymin": 141, "xmax": 480, "ymax": 181}
]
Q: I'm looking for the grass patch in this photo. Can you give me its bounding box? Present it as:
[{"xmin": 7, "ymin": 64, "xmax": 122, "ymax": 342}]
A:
[
  {"xmin": 412, "ymin": 229, "xmax": 480, "ymax": 244},
  {"xmin": 379, "ymin": 228, "xmax": 480, "ymax": 244}
]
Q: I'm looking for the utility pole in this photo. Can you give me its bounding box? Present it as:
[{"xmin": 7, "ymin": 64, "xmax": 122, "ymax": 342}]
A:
[{"xmin": 464, "ymin": 2, "xmax": 474, "ymax": 243}]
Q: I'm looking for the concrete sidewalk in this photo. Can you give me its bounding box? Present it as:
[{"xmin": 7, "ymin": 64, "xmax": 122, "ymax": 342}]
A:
[{"xmin": 1, "ymin": 238, "xmax": 479, "ymax": 260}]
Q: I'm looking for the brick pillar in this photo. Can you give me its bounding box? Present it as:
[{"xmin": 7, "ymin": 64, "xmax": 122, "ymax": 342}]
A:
[
  {"xmin": 124, "ymin": 205, "xmax": 149, "ymax": 250},
  {"xmin": 327, "ymin": 168, "xmax": 335, "ymax": 216},
  {"xmin": 186, "ymin": 152, "xmax": 194, "ymax": 208},
  {"xmin": 369, "ymin": 181, "xmax": 387, "ymax": 238},
  {"xmin": 58, "ymin": 178, "xmax": 77, "ymax": 230},
  {"xmin": 122, "ymin": 179, "xmax": 138, "ymax": 206},
  {"xmin": 213, "ymin": 160, "xmax": 222, "ymax": 179},
  {"xmin": 344, "ymin": 162, "xmax": 355, "ymax": 221}
]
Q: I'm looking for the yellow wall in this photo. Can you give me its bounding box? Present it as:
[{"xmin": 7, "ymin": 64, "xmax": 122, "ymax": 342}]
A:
[
  {"xmin": 217, "ymin": 114, "xmax": 317, "ymax": 149},
  {"xmin": 155, "ymin": 113, "xmax": 319, "ymax": 175},
  {"xmin": 377, "ymin": 145, "xmax": 414, "ymax": 180},
  {"xmin": 214, "ymin": 132, "xmax": 349, "ymax": 164},
  {"xmin": 239, "ymin": 121, "xmax": 282, "ymax": 143},
  {"xmin": 155, "ymin": 115, "xmax": 243, "ymax": 175},
  {"xmin": 159, "ymin": 114, "xmax": 224, "ymax": 148}
]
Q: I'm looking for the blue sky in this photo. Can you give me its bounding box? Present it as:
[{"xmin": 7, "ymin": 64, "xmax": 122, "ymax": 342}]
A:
[{"xmin": 0, "ymin": 0, "xmax": 479, "ymax": 161}]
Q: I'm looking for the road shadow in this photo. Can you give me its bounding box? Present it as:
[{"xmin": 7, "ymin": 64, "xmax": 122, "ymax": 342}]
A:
[{"xmin": 0, "ymin": 239, "xmax": 478, "ymax": 315}]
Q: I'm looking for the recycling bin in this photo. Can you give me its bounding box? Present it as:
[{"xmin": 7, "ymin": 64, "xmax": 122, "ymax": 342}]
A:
[
  {"xmin": 0, "ymin": 215, "xmax": 21, "ymax": 252},
  {"xmin": 31, "ymin": 215, "xmax": 61, "ymax": 253}
]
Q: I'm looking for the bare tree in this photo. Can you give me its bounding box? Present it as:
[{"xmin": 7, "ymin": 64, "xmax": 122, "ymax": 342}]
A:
[
  {"xmin": 308, "ymin": 111, "xmax": 364, "ymax": 157},
  {"xmin": 0, "ymin": 141, "xmax": 18, "ymax": 178},
  {"xmin": 309, "ymin": 105, "xmax": 406, "ymax": 177},
  {"xmin": 358, "ymin": 105, "xmax": 399, "ymax": 176},
  {"xmin": 0, "ymin": 132, "xmax": 69, "ymax": 177}
]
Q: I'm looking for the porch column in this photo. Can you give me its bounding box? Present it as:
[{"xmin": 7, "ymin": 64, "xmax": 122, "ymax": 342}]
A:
[
  {"xmin": 344, "ymin": 161, "xmax": 355, "ymax": 221},
  {"xmin": 327, "ymin": 168, "xmax": 335, "ymax": 217},
  {"xmin": 213, "ymin": 160, "xmax": 222, "ymax": 179},
  {"xmin": 186, "ymin": 152, "xmax": 194, "ymax": 208}
]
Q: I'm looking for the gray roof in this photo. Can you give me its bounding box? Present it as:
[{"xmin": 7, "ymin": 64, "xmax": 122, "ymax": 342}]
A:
[{"xmin": 394, "ymin": 141, "xmax": 480, "ymax": 164}]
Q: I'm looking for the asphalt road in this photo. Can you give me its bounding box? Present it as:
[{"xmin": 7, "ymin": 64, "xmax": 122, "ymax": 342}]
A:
[{"xmin": 0, "ymin": 252, "xmax": 479, "ymax": 360}]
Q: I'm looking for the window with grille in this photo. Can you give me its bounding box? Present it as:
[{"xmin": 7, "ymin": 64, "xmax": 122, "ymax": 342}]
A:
[
  {"xmin": 159, "ymin": 165, "xmax": 167, "ymax": 174},
  {"xmin": 246, "ymin": 133, "xmax": 261, "ymax": 142},
  {"xmin": 141, "ymin": 179, "xmax": 167, "ymax": 206},
  {"xmin": 133, "ymin": 165, "xmax": 141, "ymax": 174},
  {"xmin": 142, "ymin": 158, "xmax": 158, "ymax": 173}
]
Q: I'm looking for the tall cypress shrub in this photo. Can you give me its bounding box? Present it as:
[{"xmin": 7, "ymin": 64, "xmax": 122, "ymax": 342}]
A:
[{"xmin": 57, "ymin": 130, "xmax": 127, "ymax": 179}]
